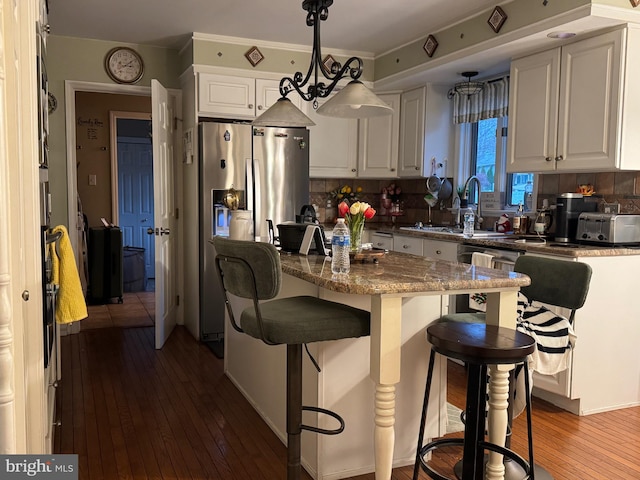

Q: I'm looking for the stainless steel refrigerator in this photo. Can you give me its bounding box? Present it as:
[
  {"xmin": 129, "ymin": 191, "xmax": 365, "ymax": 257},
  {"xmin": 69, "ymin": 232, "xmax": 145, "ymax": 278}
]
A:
[{"xmin": 199, "ymin": 121, "xmax": 310, "ymax": 348}]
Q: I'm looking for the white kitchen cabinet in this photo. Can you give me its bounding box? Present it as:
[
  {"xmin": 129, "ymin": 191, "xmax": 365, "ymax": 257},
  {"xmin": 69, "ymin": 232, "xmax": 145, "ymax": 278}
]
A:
[
  {"xmin": 508, "ymin": 27, "xmax": 640, "ymax": 173},
  {"xmin": 308, "ymin": 96, "xmax": 358, "ymax": 178},
  {"xmin": 370, "ymin": 231, "xmax": 393, "ymax": 250},
  {"xmin": 398, "ymin": 84, "xmax": 453, "ymax": 178},
  {"xmin": 357, "ymin": 93, "xmax": 401, "ymax": 178},
  {"xmin": 423, "ymin": 238, "xmax": 458, "ymax": 261},
  {"xmin": 525, "ymin": 252, "xmax": 640, "ymax": 416},
  {"xmin": 197, "ymin": 73, "xmax": 303, "ymax": 119},
  {"xmin": 393, "ymin": 234, "xmax": 423, "ymax": 256}
]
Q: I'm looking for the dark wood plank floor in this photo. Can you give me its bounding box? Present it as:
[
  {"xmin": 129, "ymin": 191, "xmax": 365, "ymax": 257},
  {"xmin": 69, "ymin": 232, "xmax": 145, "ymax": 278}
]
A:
[{"xmin": 55, "ymin": 325, "xmax": 640, "ymax": 479}]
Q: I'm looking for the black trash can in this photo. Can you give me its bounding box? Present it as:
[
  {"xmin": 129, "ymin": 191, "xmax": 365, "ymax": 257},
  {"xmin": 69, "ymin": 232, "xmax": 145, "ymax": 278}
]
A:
[{"xmin": 123, "ymin": 246, "xmax": 146, "ymax": 292}]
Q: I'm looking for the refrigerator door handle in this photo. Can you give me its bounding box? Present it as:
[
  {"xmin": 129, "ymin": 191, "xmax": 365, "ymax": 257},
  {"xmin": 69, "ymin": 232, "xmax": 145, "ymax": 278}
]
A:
[{"xmin": 248, "ymin": 157, "xmax": 258, "ymax": 240}]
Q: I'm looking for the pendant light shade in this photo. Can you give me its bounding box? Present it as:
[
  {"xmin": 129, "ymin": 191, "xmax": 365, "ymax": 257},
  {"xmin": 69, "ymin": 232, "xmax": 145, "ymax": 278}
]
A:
[
  {"xmin": 448, "ymin": 71, "xmax": 485, "ymax": 98},
  {"xmin": 252, "ymin": 97, "xmax": 316, "ymax": 127},
  {"xmin": 316, "ymin": 80, "xmax": 393, "ymax": 118}
]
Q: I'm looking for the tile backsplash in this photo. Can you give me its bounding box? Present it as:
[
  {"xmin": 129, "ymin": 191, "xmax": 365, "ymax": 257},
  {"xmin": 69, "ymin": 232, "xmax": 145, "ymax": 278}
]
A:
[{"xmin": 310, "ymin": 171, "xmax": 640, "ymax": 229}]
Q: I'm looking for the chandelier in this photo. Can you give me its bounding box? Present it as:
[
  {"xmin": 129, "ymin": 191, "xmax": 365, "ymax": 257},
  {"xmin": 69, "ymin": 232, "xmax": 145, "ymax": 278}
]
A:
[
  {"xmin": 253, "ymin": 0, "xmax": 392, "ymax": 127},
  {"xmin": 447, "ymin": 71, "xmax": 485, "ymax": 99}
]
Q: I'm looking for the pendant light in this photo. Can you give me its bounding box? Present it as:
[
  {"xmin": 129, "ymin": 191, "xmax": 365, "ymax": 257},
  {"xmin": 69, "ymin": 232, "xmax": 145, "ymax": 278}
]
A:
[
  {"xmin": 447, "ymin": 71, "xmax": 485, "ymax": 99},
  {"xmin": 253, "ymin": 0, "xmax": 392, "ymax": 127}
]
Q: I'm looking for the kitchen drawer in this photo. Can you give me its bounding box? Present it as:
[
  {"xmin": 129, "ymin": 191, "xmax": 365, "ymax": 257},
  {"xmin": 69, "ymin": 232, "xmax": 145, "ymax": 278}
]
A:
[
  {"xmin": 371, "ymin": 232, "xmax": 393, "ymax": 250},
  {"xmin": 393, "ymin": 235, "xmax": 423, "ymax": 256},
  {"xmin": 423, "ymin": 239, "xmax": 457, "ymax": 261}
]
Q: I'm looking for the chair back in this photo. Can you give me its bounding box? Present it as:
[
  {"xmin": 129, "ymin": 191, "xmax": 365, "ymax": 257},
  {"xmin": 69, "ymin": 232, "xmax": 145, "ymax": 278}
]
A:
[
  {"xmin": 213, "ymin": 237, "xmax": 281, "ymax": 301},
  {"xmin": 514, "ymin": 255, "xmax": 592, "ymax": 317}
]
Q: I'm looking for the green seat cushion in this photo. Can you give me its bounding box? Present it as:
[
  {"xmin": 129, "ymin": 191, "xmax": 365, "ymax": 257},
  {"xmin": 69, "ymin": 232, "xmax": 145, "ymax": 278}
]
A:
[
  {"xmin": 241, "ymin": 296, "xmax": 370, "ymax": 345},
  {"xmin": 438, "ymin": 312, "xmax": 486, "ymax": 324}
]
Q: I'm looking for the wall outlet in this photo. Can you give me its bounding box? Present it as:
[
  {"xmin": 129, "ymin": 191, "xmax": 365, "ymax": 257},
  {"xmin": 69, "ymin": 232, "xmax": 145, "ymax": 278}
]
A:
[
  {"xmin": 88, "ymin": 174, "xmax": 97, "ymax": 186},
  {"xmin": 603, "ymin": 203, "xmax": 620, "ymax": 214}
]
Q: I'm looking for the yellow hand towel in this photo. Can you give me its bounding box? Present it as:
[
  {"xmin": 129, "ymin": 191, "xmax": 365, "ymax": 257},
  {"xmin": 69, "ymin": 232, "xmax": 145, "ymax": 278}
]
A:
[{"xmin": 51, "ymin": 225, "xmax": 88, "ymax": 324}]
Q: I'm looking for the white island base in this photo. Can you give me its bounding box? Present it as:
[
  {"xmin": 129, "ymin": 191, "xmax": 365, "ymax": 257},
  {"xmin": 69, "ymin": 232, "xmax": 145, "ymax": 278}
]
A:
[{"xmin": 224, "ymin": 273, "xmax": 448, "ymax": 480}]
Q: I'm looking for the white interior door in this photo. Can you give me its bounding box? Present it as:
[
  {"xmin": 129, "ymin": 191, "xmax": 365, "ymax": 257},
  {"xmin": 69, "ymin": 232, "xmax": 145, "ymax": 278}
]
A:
[{"xmin": 152, "ymin": 79, "xmax": 177, "ymax": 349}]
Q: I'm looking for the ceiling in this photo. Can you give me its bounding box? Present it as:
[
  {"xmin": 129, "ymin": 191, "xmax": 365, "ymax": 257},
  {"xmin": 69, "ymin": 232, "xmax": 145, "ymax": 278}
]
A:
[
  {"xmin": 47, "ymin": 0, "xmax": 500, "ymax": 55},
  {"xmin": 47, "ymin": 1, "xmax": 637, "ymax": 89}
]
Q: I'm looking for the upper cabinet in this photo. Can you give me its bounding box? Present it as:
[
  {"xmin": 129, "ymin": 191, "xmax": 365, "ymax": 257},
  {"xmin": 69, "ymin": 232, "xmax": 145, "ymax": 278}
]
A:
[
  {"xmin": 508, "ymin": 27, "xmax": 640, "ymax": 173},
  {"xmin": 398, "ymin": 84, "xmax": 453, "ymax": 177},
  {"xmin": 308, "ymin": 95, "xmax": 359, "ymax": 178},
  {"xmin": 357, "ymin": 93, "xmax": 401, "ymax": 178},
  {"xmin": 197, "ymin": 73, "xmax": 303, "ymax": 119}
]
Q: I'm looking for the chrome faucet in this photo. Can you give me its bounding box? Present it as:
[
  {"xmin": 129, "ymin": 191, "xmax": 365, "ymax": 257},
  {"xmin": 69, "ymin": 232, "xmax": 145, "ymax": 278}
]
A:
[{"xmin": 462, "ymin": 175, "xmax": 483, "ymax": 230}]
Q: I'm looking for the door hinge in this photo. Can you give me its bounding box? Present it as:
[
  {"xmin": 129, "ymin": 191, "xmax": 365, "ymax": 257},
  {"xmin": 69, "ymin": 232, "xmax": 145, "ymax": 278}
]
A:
[
  {"xmin": 176, "ymin": 295, "xmax": 180, "ymax": 306},
  {"xmin": 175, "ymin": 208, "xmax": 179, "ymax": 219},
  {"xmin": 174, "ymin": 117, "xmax": 179, "ymax": 130},
  {"xmin": 501, "ymin": 126, "xmax": 508, "ymax": 137}
]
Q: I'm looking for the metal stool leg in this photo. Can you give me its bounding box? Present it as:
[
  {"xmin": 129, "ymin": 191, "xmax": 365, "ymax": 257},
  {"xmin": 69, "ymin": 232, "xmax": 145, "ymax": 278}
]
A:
[
  {"xmin": 287, "ymin": 344, "xmax": 303, "ymax": 480},
  {"xmin": 413, "ymin": 349, "xmax": 437, "ymax": 480}
]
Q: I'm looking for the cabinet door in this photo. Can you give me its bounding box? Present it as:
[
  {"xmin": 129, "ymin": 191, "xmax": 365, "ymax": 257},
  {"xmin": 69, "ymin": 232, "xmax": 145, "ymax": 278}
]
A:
[
  {"xmin": 507, "ymin": 48, "xmax": 560, "ymax": 173},
  {"xmin": 393, "ymin": 234, "xmax": 423, "ymax": 256},
  {"xmin": 423, "ymin": 239, "xmax": 457, "ymax": 261},
  {"xmin": 557, "ymin": 29, "xmax": 622, "ymax": 171},
  {"xmin": 357, "ymin": 93, "xmax": 400, "ymax": 178},
  {"xmin": 256, "ymin": 78, "xmax": 305, "ymax": 115},
  {"xmin": 308, "ymin": 96, "xmax": 358, "ymax": 178},
  {"xmin": 370, "ymin": 232, "xmax": 393, "ymax": 250},
  {"xmin": 198, "ymin": 73, "xmax": 255, "ymax": 119},
  {"xmin": 398, "ymin": 87, "xmax": 425, "ymax": 176}
]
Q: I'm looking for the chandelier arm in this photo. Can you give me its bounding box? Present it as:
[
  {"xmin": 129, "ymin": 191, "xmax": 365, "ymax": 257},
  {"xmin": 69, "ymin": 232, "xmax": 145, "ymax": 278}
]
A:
[{"xmin": 315, "ymin": 56, "xmax": 363, "ymax": 99}]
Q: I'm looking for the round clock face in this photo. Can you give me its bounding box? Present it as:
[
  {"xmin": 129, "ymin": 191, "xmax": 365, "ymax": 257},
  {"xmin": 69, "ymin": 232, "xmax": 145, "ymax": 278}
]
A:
[{"xmin": 105, "ymin": 47, "xmax": 144, "ymax": 84}]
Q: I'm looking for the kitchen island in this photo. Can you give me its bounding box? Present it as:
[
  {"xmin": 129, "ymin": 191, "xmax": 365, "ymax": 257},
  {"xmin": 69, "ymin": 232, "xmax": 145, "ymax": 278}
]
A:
[{"xmin": 222, "ymin": 249, "xmax": 529, "ymax": 480}]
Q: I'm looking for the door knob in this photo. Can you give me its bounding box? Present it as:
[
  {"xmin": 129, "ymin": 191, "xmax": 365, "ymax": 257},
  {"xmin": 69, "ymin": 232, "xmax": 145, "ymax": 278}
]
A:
[{"xmin": 147, "ymin": 227, "xmax": 156, "ymax": 235}]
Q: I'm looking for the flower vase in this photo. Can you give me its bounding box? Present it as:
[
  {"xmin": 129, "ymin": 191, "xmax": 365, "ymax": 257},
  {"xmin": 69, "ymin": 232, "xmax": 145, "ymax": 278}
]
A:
[{"xmin": 349, "ymin": 221, "xmax": 365, "ymax": 253}]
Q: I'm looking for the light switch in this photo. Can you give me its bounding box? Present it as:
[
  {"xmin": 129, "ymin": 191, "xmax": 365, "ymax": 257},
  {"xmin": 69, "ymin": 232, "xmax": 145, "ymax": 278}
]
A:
[{"xmin": 88, "ymin": 174, "xmax": 97, "ymax": 186}]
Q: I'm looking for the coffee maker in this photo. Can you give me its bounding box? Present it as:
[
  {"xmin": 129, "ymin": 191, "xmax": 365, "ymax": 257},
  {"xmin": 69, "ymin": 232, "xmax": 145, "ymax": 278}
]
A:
[{"xmin": 554, "ymin": 193, "xmax": 598, "ymax": 243}]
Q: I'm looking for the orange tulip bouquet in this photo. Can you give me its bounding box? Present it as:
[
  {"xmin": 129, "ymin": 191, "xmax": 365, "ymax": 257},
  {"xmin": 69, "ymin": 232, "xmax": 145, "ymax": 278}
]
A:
[{"xmin": 338, "ymin": 201, "xmax": 376, "ymax": 252}]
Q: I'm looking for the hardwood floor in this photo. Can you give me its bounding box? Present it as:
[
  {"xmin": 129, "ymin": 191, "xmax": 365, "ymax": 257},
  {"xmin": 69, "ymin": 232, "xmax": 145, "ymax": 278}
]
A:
[{"xmin": 55, "ymin": 314, "xmax": 640, "ymax": 479}]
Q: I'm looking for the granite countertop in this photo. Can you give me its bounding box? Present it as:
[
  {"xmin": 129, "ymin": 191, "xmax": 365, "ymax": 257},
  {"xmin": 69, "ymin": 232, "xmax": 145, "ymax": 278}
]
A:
[
  {"xmin": 371, "ymin": 226, "xmax": 640, "ymax": 257},
  {"xmin": 279, "ymin": 250, "xmax": 529, "ymax": 296}
]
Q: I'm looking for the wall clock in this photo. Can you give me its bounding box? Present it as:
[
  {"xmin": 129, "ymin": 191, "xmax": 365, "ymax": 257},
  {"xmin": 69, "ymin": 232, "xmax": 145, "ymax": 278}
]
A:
[{"xmin": 104, "ymin": 47, "xmax": 144, "ymax": 84}]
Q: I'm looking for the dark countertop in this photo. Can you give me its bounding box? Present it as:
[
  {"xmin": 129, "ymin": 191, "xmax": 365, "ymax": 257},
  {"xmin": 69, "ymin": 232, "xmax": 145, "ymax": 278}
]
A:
[{"xmin": 369, "ymin": 225, "xmax": 640, "ymax": 257}]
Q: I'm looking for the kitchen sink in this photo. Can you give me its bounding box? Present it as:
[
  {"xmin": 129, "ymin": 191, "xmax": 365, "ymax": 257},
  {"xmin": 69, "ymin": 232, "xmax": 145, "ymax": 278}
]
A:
[{"xmin": 399, "ymin": 226, "xmax": 512, "ymax": 238}]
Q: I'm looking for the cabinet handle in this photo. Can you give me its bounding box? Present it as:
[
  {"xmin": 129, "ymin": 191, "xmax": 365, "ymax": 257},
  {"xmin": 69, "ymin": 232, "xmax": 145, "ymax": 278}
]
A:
[
  {"xmin": 376, "ymin": 242, "xmax": 383, "ymax": 247},
  {"xmin": 248, "ymin": 104, "xmax": 254, "ymax": 109},
  {"xmin": 545, "ymin": 156, "xmax": 552, "ymax": 162},
  {"xmin": 555, "ymin": 155, "xmax": 564, "ymax": 162},
  {"xmin": 415, "ymin": 166, "xmax": 420, "ymax": 170},
  {"xmin": 390, "ymin": 168, "xmax": 395, "ymax": 172},
  {"xmin": 436, "ymin": 250, "xmax": 442, "ymax": 255},
  {"xmin": 258, "ymin": 105, "xmax": 263, "ymax": 110},
  {"xmin": 403, "ymin": 244, "xmax": 410, "ymax": 249},
  {"xmin": 351, "ymin": 168, "xmax": 356, "ymax": 172}
]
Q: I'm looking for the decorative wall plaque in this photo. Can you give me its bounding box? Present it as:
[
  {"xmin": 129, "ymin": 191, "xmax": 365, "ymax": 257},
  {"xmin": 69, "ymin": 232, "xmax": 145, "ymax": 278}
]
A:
[
  {"xmin": 323, "ymin": 55, "xmax": 336, "ymax": 73},
  {"xmin": 244, "ymin": 46, "xmax": 264, "ymax": 67},
  {"xmin": 488, "ymin": 6, "xmax": 508, "ymax": 33},
  {"xmin": 423, "ymin": 35, "xmax": 438, "ymax": 58}
]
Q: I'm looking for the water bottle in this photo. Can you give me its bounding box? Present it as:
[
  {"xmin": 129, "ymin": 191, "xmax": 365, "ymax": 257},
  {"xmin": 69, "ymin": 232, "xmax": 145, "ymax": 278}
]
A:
[
  {"xmin": 463, "ymin": 207, "xmax": 475, "ymax": 238},
  {"xmin": 331, "ymin": 218, "xmax": 350, "ymax": 274}
]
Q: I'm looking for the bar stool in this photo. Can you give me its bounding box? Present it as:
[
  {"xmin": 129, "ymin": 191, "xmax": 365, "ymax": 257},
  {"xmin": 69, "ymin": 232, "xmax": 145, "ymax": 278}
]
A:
[
  {"xmin": 436, "ymin": 255, "xmax": 592, "ymax": 480},
  {"xmin": 413, "ymin": 321, "xmax": 536, "ymax": 480},
  {"xmin": 213, "ymin": 237, "xmax": 370, "ymax": 480}
]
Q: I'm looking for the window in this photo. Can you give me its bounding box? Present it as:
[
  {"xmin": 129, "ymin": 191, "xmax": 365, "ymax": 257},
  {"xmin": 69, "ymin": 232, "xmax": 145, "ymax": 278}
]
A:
[{"xmin": 469, "ymin": 116, "xmax": 533, "ymax": 208}]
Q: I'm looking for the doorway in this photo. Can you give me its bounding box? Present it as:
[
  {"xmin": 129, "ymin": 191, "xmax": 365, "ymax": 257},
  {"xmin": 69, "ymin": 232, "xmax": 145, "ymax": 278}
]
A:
[{"xmin": 111, "ymin": 113, "xmax": 155, "ymax": 291}]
